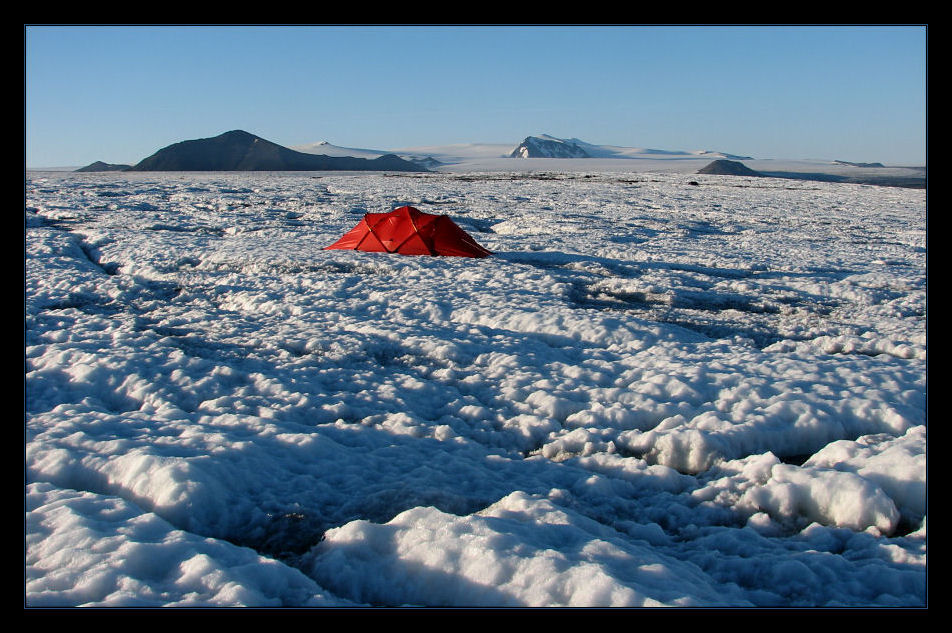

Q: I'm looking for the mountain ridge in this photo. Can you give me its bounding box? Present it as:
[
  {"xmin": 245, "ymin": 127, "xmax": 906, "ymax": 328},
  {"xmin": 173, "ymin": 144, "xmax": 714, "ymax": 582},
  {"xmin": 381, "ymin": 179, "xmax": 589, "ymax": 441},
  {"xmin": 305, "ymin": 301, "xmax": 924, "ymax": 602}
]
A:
[
  {"xmin": 293, "ymin": 134, "xmax": 759, "ymax": 165},
  {"xmin": 57, "ymin": 132, "xmax": 921, "ymax": 178},
  {"xmin": 127, "ymin": 130, "xmax": 427, "ymax": 172}
]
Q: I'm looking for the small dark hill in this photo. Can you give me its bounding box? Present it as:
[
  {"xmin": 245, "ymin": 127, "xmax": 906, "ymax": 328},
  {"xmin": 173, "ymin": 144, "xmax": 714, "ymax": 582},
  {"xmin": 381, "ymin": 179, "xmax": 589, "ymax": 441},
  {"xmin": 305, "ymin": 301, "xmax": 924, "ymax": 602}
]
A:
[
  {"xmin": 75, "ymin": 161, "xmax": 132, "ymax": 172},
  {"xmin": 129, "ymin": 130, "xmax": 427, "ymax": 172},
  {"xmin": 697, "ymin": 160, "xmax": 763, "ymax": 177},
  {"xmin": 833, "ymin": 160, "xmax": 886, "ymax": 168},
  {"xmin": 699, "ymin": 159, "xmax": 924, "ymax": 188}
]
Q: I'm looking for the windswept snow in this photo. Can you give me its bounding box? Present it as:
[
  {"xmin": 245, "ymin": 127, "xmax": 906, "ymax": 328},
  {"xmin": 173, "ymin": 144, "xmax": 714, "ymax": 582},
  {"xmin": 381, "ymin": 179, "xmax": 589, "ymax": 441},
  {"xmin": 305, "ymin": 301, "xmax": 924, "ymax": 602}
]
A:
[
  {"xmin": 290, "ymin": 141, "xmax": 390, "ymax": 161},
  {"xmin": 25, "ymin": 168, "xmax": 926, "ymax": 608}
]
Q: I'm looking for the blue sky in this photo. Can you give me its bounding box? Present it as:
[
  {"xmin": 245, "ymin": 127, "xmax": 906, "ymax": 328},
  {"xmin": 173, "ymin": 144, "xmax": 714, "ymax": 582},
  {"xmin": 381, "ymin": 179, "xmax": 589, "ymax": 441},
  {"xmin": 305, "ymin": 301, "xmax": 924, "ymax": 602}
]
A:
[{"xmin": 25, "ymin": 25, "xmax": 927, "ymax": 167}]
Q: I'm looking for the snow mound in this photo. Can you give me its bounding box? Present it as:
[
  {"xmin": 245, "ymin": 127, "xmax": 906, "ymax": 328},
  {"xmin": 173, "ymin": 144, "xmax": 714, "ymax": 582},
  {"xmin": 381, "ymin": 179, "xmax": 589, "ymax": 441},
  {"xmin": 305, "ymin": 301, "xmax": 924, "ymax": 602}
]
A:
[
  {"xmin": 740, "ymin": 462, "xmax": 900, "ymax": 534},
  {"xmin": 804, "ymin": 426, "xmax": 926, "ymax": 525},
  {"xmin": 26, "ymin": 483, "xmax": 352, "ymax": 607},
  {"xmin": 303, "ymin": 491, "xmax": 752, "ymax": 607}
]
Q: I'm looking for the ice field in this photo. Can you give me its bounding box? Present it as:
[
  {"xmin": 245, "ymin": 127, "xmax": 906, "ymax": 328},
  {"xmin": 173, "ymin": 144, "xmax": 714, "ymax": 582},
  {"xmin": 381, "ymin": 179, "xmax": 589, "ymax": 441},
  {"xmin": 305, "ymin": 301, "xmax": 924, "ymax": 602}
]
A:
[{"xmin": 25, "ymin": 168, "xmax": 927, "ymax": 607}]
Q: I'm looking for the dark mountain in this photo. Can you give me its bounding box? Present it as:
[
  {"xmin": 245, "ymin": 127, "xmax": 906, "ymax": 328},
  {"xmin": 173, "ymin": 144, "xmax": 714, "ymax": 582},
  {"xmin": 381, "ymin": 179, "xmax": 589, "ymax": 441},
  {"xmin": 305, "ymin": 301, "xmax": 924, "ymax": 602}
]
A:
[
  {"xmin": 408, "ymin": 156, "xmax": 444, "ymax": 170},
  {"xmin": 129, "ymin": 130, "xmax": 427, "ymax": 172},
  {"xmin": 75, "ymin": 161, "xmax": 132, "ymax": 172},
  {"xmin": 697, "ymin": 160, "xmax": 764, "ymax": 177}
]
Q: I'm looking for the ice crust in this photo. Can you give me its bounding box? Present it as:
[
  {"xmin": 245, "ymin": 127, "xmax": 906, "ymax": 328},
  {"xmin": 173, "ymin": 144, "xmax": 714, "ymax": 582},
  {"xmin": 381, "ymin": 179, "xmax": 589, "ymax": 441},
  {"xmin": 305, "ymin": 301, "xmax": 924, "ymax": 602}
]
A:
[{"xmin": 25, "ymin": 170, "xmax": 926, "ymax": 607}]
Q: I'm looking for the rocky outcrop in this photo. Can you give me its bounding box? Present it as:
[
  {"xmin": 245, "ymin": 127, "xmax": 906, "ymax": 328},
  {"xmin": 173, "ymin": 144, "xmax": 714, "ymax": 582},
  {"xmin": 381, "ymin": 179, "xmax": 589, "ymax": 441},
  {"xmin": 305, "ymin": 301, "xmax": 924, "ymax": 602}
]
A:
[{"xmin": 75, "ymin": 161, "xmax": 132, "ymax": 172}]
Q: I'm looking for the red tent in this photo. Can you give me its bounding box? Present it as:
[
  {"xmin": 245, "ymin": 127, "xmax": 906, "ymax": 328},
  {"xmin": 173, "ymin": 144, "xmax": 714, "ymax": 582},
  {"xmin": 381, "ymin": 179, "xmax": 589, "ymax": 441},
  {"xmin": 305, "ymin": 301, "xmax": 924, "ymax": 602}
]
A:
[{"xmin": 324, "ymin": 206, "xmax": 491, "ymax": 258}]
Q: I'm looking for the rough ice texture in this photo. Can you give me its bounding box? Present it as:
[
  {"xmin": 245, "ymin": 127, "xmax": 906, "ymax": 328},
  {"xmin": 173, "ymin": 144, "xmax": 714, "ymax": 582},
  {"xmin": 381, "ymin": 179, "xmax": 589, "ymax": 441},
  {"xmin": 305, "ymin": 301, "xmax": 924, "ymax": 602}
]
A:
[{"xmin": 26, "ymin": 169, "xmax": 926, "ymax": 607}]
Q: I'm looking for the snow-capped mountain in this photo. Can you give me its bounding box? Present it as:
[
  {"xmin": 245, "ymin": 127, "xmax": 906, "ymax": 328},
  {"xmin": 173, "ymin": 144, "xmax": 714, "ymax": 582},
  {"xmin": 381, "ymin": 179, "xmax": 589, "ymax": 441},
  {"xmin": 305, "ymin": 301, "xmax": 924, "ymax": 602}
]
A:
[
  {"xmin": 517, "ymin": 135, "xmax": 754, "ymax": 161},
  {"xmin": 509, "ymin": 135, "xmax": 591, "ymax": 158}
]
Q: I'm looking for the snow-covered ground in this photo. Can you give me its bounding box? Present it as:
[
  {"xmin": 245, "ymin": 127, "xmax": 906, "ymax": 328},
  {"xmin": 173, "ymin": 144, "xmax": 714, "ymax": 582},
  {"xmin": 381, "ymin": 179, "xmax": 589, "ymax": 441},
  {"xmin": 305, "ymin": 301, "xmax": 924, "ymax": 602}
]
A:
[{"xmin": 25, "ymin": 167, "xmax": 926, "ymax": 608}]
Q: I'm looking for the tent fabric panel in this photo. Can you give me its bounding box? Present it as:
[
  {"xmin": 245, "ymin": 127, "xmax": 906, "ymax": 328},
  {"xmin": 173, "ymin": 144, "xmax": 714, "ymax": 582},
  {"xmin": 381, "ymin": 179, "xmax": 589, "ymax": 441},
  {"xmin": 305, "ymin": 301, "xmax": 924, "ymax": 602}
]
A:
[
  {"xmin": 324, "ymin": 220, "xmax": 373, "ymax": 251},
  {"xmin": 378, "ymin": 217, "xmax": 419, "ymax": 253},
  {"xmin": 363, "ymin": 211, "xmax": 397, "ymax": 227},
  {"xmin": 430, "ymin": 217, "xmax": 492, "ymax": 257},
  {"xmin": 395, "ymin": 232, "xmax": 436, "ymax": 256},
  {"xmin": 355, "ymin": 229, "xmax": 389, "ymax": 252}
]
